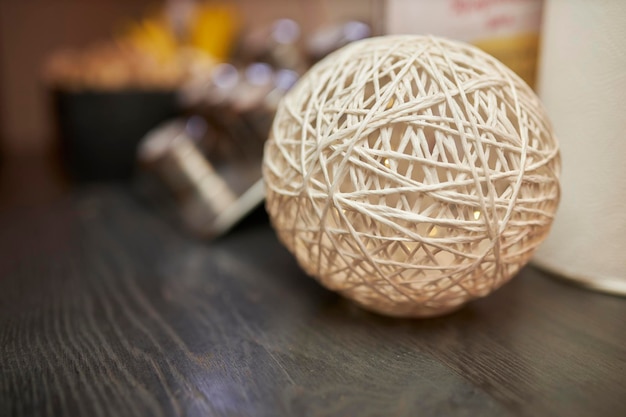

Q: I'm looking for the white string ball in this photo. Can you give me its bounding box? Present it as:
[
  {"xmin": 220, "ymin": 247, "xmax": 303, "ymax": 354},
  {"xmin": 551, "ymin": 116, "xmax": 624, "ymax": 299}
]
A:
[{"xmin": 263, "ymin": 35, "xmax": 560, "ymax": 318}]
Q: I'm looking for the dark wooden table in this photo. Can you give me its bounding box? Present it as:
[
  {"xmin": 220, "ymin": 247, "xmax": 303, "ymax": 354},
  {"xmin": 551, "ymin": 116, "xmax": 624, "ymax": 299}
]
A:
[{"xmin": 1, "ymin": 187, "xmax": 625, "ymax": 417}]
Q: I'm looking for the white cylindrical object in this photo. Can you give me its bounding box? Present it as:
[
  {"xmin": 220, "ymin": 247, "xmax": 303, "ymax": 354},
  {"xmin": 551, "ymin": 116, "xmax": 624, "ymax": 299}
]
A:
[{"xmin": 533, "ymin": 0, "xmax": 626, "ymax": 294}]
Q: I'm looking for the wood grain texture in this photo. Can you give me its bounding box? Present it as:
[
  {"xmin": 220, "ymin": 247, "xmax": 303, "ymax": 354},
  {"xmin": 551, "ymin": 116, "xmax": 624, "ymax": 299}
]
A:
[{"xmin": 1, "ymin": 187, "xmax": 625, "ymax": 417}]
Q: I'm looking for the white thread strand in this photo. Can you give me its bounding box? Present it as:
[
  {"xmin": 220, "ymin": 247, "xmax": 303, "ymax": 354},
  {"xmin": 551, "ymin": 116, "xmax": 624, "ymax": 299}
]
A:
[{"xmin": 263, "ymin": 36, "xmax": 560, "ymax": 317}]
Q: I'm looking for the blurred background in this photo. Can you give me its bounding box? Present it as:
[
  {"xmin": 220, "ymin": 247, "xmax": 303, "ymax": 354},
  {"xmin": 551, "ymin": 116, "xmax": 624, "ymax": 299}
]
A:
[
  {"xmin": 0, "ymin": 0, "xmax": 546, "ymax": 235},
  {"xmin": 0, "ymin": 0, "xmax": 381, "ymax": 209},
  {"xmin": 0, "ymin": 0, "xmax": 383, "ymax": 154}
]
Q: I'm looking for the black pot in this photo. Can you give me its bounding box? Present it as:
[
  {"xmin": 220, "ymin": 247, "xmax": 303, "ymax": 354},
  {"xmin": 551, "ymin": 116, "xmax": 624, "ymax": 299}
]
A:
[{"xmin": 53, "ymin": 89, "xmax": 180, "ymax": 182}]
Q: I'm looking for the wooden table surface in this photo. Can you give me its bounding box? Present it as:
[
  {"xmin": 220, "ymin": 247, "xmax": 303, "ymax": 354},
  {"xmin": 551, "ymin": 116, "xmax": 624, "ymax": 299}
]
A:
[{"xmin": 1, "ymin": 187, "xmax": 625, "ymax": 417}]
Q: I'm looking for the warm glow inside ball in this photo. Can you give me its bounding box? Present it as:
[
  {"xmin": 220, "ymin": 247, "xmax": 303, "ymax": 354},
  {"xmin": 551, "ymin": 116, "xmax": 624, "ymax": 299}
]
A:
[{"xmin": 263, "ymin": 35, "xmax": 560, "ymax": 317}]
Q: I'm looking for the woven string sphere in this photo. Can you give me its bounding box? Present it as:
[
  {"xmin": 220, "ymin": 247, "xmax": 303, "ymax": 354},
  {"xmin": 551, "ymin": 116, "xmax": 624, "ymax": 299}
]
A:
[{"xmin": 263, "ymin": 35, "xmax": 560, "ymax": 317}]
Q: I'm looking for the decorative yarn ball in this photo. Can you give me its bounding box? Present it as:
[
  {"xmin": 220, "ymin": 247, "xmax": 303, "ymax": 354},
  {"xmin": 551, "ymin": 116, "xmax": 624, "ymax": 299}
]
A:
[{"xmin": 263, "ymin": 35, "xmax": 560, "ymax": 317}]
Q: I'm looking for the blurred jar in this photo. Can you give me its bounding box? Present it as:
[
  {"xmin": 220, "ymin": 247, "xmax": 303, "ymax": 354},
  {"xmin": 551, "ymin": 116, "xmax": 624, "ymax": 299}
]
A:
[
  {"xmin": 44, "ymin": 40, "xmax": 184, "ymax": 182},
  {"xmin": 52, "ymin": 89, "xmax": 180, "ymax": 182}
]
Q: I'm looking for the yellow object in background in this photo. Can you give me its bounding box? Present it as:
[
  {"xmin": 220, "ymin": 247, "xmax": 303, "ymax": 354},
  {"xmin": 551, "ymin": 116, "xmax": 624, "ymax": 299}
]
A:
[
  {"xmin": 386, "ymin": 0, "xmax": 544, "ymax": 89},
  {"xmin": 120, "ymin": 3, "xmax": 240, "ymax": 63},
  {"xmin": 44, "ymin": 3, "xmax": 241, "ymax": 90},
  {"xmin": 123, "ymin": 16, "xmax": 179, "ymax": 63},
  {"xmin": 473, "ymin": 33, "xmax": 540, "ymax": 89},
  {"xmin": 188, "ymin": 5, "xmax": 239, "ymax": 61}
]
